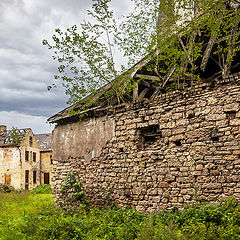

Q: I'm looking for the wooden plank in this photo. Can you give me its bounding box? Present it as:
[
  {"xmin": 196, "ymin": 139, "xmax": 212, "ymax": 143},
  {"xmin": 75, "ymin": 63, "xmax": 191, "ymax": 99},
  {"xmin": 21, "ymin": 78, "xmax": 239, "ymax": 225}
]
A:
[
  {"xmin": 135, "ymin": 74, "xmax": 161, "ymax": 82},
  {"xmin": 161, "ymin": 67, "xmax": 175, "ymax": 89},
  {"xmin": 222, "ymin": 21, "xmax": 239, "ymax": 77},
  {"xmin": 137, "ymin": 88, "xmax": 149, "ymax": 100},
  {"xmin": 140, "ymin": 80, "xmax": 151, "ymax": 88},
  {"xmin": 200, "ymin": 36, "xmax": 216, "ymax": 72},
  {"xmin": 133, "ymin": 82, "xmax": 138, "ymax": 101}
]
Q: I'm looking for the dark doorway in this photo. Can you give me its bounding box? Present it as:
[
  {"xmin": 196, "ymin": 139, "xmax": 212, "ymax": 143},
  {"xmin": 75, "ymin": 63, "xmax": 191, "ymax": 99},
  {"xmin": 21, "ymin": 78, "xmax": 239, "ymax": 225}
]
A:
[
  {"xmin": 44, "ymin": 173, "xmax": 50, "ymax": 184},
  {"xmin": 25, "ymin": 170, "xmax": 29, "ymax": 190},
  {"xmin": 33, "ymin": 171, "xmax": 37, "ymax": 184}
]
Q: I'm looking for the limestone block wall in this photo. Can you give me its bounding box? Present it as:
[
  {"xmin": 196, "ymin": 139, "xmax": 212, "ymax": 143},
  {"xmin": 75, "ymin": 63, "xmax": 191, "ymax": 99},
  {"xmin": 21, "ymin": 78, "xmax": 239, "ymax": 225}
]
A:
[{"xmin": 52, "ymin": 74, "xmax": 240, "ymax": 213}]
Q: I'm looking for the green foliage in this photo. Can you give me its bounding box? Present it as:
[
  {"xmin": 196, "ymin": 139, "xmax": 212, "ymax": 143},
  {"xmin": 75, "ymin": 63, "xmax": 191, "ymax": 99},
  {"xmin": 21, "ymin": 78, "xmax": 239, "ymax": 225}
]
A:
[
  {"xmin": 44, "ymin": 0, "xmax": 240, "ymax": 109},
  {"xmin": 30, "ymin": 184, "xmax": 52, "ymax": 194},
  {"xmin": 0, "ymin": 184, "xmax": 15, "ymax": 193},
  {"xmin": 59, "ymin": 172, "xmax": 87, "ymax": 207},
  {"xmin": 0, "ymin": 193, "xmax": 239, "ymax": 240},
  {"xmin": 8, "ymin": 127, "xmax": 21, "ymax": 145},
  {"xmin": 43, "ymin": 0, "xmax": 122, "ymax": 105}
]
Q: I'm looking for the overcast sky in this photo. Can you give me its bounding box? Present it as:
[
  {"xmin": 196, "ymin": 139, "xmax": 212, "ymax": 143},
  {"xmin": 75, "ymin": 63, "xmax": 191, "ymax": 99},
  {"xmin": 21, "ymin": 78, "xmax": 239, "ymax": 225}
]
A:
[{"xmin": 0, "ymin": 0, "xmax": 132, "ymax": 133}]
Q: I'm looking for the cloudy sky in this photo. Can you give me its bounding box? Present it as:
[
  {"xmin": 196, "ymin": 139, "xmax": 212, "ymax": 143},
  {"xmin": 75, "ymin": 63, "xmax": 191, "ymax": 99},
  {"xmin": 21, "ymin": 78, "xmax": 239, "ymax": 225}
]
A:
[{"xmin": 0, "ymin": 0, "xmax": 131, "ymax": 133}]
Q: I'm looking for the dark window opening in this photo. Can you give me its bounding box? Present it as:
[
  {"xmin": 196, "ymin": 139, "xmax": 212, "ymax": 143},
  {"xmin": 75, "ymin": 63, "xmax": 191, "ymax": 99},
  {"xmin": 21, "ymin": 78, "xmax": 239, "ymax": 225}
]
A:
[
  {"xmin": 50, "ymin": 155, "xmax": 53, "ymax": 164},
  {"xmin": 225, "ymin": 111, "xmax": 236, "ymax": 119},
  {"xmin": 33, "ymin": 171, "xmax": 37, "ymax": 184},
  {"xmin": 25, "ymin": 170, "xmax": 29, "ymax": 190},
  {"xmin": 187, "ymin": 113, "xmax": 195, "ymax": 119},
  {"xmin": 174, "ymin": 140, "xmax": 182, "ymax": 146},
  {"xmin": 209, "ymin": 81, "xmax": 215, "ymax": 89},
  {"xmin": 44, "ymin": 173, "xmax": 50, "ymax": 185},
  {"xmin": 33, "ymin": 152, "xmax": 36, "ymax": 162},
  {"xmin": 211, "ymin": 136, "xmax": 219, "ymax": 142},
  {"xmin": 119, "ymin": 148, "xmax": 123, "ymax": 152},
  {"xmin": 138, "ymin": 125, "xmax": 162, "ymax": 150},
  {"xmin": 202, "ymin": 86, "xmax": 207, "ymax": 90},
  {"xmin": 237, "ymin": 154, "xmax": 240, "ymax": 159},
  {"xmin": 25, "ymin": 151, "xmax": 29, "ymax": 161},
  {"xmin": 29, "ymin": 136, "xmax": 33, "ymax": 146}
]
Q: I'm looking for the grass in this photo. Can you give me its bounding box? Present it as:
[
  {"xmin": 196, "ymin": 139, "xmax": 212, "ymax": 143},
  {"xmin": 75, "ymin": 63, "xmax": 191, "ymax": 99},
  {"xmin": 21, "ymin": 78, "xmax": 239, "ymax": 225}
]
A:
[
  {"xmin": 0, "ymin": 192, "xmax": 54, "ymax": 240},
  {"xmin": 0, "ymin": 192, "xmax": 239, "ymax": 240}
]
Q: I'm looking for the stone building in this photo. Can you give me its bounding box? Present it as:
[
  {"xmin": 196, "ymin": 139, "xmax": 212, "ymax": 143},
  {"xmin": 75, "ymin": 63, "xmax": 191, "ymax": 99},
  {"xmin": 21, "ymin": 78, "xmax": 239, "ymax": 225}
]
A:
[
  {"xmin": 49, "ymin": 74, "xmax": 240, "ymax": 212},
  {"xmin": 48, "ymin": 2, "xmax": 240, "ymax": 211},
  {"xmin": 35, "ymin": 133, "xmax": 53, "ymax": 185},
  {"xmin": 0, "ymin": 126, "xmax": 41, "ymax": 190}
]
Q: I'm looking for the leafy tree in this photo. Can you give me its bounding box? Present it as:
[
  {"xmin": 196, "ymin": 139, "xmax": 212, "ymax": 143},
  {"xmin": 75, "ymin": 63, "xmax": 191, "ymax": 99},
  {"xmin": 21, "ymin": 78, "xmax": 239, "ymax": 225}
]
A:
[
  {"xmin": 44, "ymin": 0, "xmax": 240, "ymax": 106},
  {"xmin": 8, "ymin": 127, "xmax": 22, "ymax": 145}
]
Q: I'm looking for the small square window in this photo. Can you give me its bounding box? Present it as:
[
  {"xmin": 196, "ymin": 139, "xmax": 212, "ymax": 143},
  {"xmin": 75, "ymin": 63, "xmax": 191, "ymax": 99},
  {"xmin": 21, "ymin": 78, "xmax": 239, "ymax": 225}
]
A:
[{"xmin": 138, "ymin": 125, "xmax": 162, "ymax": 150}]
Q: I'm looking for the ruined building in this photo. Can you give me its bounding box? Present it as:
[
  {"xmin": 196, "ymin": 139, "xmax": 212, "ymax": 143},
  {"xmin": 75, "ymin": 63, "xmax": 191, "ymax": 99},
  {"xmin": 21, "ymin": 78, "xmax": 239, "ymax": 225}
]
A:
[
  {"xmin": 0, "ymin": 126, "xmax": 53, "ymax": 190},
  {"xmin": 0, "ymin": 126, "xmax": 40, "ymax": 190},
  {"xmin": 49, "ymin": 74, "xmax": 240, "ymax": 213},
  {"xmin": 48, "ymin": 1, "xmax": 240, "ymax": 212}
]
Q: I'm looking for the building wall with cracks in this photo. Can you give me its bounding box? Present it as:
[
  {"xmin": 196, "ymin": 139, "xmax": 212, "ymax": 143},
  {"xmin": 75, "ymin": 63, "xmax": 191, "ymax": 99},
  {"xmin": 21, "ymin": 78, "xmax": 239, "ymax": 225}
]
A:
[{"xmin": 51, "ymin": 74, "xmax": 240, "ymax": 213}]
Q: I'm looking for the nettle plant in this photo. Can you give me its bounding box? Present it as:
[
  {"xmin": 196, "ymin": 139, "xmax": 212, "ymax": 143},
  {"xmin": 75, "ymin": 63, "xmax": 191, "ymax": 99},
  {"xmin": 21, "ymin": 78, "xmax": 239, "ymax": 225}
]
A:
[{"xmin": 59, "ymin": 172, "xmax": 87, "ymax": 206}]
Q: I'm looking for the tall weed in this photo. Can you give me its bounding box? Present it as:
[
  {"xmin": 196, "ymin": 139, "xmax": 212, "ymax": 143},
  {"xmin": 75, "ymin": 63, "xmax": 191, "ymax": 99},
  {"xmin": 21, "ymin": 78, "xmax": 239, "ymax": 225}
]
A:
[{"xmin": 0, "ymin": 193, "xmax": 239, "ymax": 240}]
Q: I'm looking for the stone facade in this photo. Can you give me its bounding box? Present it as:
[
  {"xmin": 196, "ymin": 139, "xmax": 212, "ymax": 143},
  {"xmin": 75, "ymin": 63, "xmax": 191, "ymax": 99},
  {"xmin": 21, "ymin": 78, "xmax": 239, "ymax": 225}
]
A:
[
  {"xmin": 0, "ymin": 128, "xmax": 41, "ymax": 190},
  {"xmin": 35, "ymin": 133, "xmax": 53, "ymax": 185},
  {"xmin": 52, "ymin": 74, "xmax": 240, "ymax": 213}
]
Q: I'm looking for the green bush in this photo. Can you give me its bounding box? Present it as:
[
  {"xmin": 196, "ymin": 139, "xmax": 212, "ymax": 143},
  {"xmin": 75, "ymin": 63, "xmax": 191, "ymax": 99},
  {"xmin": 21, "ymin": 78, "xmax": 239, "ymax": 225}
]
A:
[
  {"xmin": 0, "ymin": 184, "xmax": 15, "ymax": 193},
  {"xmin": 30, "ymin": 184, "xmax": 52, "ymax": 194}
]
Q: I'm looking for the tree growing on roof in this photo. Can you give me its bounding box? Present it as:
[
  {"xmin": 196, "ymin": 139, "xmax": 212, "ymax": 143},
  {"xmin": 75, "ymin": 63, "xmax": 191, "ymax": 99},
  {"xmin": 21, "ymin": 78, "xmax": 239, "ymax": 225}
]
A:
[
  {"xmin": 8, "ymin": 127, "xmax": 22, "ymax": 145},
  {"xmin": 43, "ymin": 0, "xmax": 240, "ymax": 108}
]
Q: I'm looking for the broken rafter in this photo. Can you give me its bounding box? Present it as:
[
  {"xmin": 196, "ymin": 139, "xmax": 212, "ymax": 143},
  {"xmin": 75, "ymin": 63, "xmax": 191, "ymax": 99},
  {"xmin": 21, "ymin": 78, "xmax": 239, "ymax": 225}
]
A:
[
  {"xmin": 150, "ymin": 67, "xmax": 175, "ymax": 99},
  {"xmin": 161, "ymin": 67, "xmax": 175, "ymax": 89},
  {"xmin": 140, "ymin": 80, "xmax": 151, "ymax": 89},
  {"xmin": 120, "ymin": 50, "xmax": 160, "ymax": 102},
  {"xmin": 178, "ymin": 32, "xmax": 197, "ymax": 86},
  {"xmin": 200, "ymin": 36, "xmax": 216, "ymax": 72},
  {"xmin": 201, "ymin": 3, "xmax": 229, "ymax": 73},
  {"xmin": 222, "ymin": 20, "xmax": 239, "ymax": 77},
  {"xmin": 135, "ymin": 74, "xmax": 161, "ymax": 82},
  {"xmin": 133, "ymin": 82, "xmax": 139, "ymax": 101},
  {"xmin": 137, "ymin": 88, "xmax": 149, "ymax": 100}
]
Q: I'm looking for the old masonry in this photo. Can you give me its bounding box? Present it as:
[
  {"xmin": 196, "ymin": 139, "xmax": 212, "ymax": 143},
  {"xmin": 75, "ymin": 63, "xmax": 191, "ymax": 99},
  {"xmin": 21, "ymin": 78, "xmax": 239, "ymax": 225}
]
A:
[{"xmin": 49, "ymin": 74, "xmax": 240, "ymax": 213}]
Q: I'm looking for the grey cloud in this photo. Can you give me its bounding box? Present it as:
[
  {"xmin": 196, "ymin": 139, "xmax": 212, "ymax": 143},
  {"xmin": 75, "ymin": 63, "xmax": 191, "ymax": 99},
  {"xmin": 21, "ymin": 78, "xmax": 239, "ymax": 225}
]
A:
[
  {"xmin": 0, "ymin": 111, "xmax": 54, "ymax": 134},
  {"xmin": 0, "ymin": 0, "xmax": 131, "ymax": 132}
]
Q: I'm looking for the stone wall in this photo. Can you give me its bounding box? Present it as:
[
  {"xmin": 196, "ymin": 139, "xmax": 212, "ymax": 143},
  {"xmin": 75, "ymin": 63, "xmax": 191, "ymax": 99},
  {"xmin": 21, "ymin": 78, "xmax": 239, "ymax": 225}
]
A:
[{"xmin": 52, "ymin": 73, "xmax": 240, "ymax": 213}]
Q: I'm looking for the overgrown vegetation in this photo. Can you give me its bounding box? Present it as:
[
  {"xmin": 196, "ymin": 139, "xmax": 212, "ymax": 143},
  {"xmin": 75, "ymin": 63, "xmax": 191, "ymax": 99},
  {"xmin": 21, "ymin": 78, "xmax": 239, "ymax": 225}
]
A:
[
  {"xmin": 44, "ymin": 0, "xmax": 240, "ymax": 108},
  {"xmin": 30, "ymin": 184, "xmax": 52, "ymax": 194},
  {"xmin": 0, "ymin": 184, "xmax": 15, "ymax": 193},
  {"xmin": 8, "ymin": 127, "xmax": 22, "ymax": 145},
  {"xmin": 0, "ymin": 192, "xmax": 239, "ymax": 239},
  {"xmin": 59, "ymin": 172, "xmax": 88, "ymax": 209}
]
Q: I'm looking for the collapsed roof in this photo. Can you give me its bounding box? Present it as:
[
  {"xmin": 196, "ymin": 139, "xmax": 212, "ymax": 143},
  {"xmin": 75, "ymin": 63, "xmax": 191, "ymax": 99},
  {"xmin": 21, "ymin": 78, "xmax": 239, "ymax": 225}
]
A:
[
  {"xmin": 0, "ymin": 128, "xmax": 31, "ymax": 147},
  {"xmin": 48, "ymin": 1, "xmax": 240, "ymax": 124}
]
